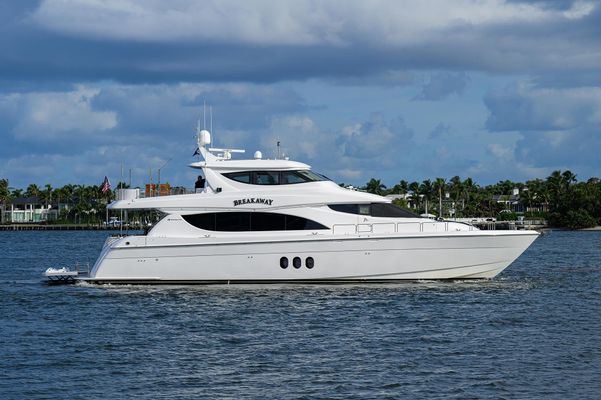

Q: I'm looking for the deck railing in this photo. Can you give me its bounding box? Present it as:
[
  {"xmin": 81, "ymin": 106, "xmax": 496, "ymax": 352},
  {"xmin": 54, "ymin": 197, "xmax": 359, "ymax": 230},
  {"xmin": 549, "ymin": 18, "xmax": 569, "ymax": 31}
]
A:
[{"xmin": 332, "ymin": 221, "xmax": 478, "ymax": 235}]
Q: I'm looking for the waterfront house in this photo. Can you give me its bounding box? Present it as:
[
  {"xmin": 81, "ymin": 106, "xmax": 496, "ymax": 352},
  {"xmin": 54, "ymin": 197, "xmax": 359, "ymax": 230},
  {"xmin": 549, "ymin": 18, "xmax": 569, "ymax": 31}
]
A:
[
  {"xmin": 0, "ymin": 196, "xmax": 68, "ymax": 223},
  {"xmin": 492, "ymin": 188, "xmax": 524, "ymax": 213}
]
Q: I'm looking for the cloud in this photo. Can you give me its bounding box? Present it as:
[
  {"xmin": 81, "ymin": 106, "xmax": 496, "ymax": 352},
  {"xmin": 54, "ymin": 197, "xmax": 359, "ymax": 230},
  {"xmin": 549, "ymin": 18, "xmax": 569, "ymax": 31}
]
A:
[
  {"xmin": 429, "ymin": 123, "xmax": 451, "ymax": 139},
  {"xmin": 1, "ymin": 1, "xmax": 600, "ymax": 188},
  {"xmin": 262, "ymin": 116, "xmax": 322, "ymax": 160},
  {"xmin": 485, "ymin": 83, "xmax": 601, "ymax": 131},
  {"xmin": 414, "ymin": 72, "xmax": 469, "ymax": 101},
  {"xmin": 28, "ymin": 0, "xmax": 589, "ymax": 46},
  {"xmin": 0, "ymin": 82, "xmax": 311, "ymax": 187},
  {"xmin": 0, "ymin": 86, "xmax": 117, "ymax": 143},
  {"xmin": 336, "ymin": 113, "xmax": 413, "ymax": 160},
  {"xmin": 0, "ymin": 0, "xmax": 598, "ymax": 86},
  {"xmin": 484, "ymin": 83, "xmax": 601, "ymax": 176}
]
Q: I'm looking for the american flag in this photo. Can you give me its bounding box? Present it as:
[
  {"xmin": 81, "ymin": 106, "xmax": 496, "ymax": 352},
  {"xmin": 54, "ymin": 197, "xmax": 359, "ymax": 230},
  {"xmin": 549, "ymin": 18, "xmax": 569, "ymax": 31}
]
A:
[{"xmin": 101, "ymin": 176, "xmax": 111, "ymax": 193}]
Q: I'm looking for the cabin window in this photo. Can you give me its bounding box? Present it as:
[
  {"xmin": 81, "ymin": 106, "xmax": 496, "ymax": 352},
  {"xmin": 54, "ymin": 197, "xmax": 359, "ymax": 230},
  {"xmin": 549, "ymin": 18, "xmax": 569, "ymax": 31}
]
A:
[
  {"xmin": 358, "ymin": 204, "xmax": 370, "ymax": 215},
  {"xmin": 225, "ymin": 171, "xmax": 251, "ymax": 183},
  {"xmin": 223, "ymin": 170, "xmax": 327, "ymax": 185},
  {"xmin": 370, "ymin": 203, "xmax": 419, "ymax": 218},
  {"xmin": 182, "ymin": 212, "xmax": 329, "ymax": 231},
  {"xmin": 255, "ymin": 171, "xmax": 280, "ymax": 185},
  {"xmin": 328, "ymin": 203, "xmax": 418, "ymax": 218},
  {"xmin": 252, "ymin": 212, "xmax": 286, "ymax": 231},
  {"xmin": 216, "ymin": 212, "xmax": 251, "ymax": 231},
  {"xmin": 280, "ymin": 171, "xmax": 309, "ymax": 184}
]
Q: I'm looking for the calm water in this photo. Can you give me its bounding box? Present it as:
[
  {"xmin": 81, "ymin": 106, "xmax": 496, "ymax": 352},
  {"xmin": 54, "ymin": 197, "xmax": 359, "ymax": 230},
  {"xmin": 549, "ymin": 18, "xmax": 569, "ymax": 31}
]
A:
[{"xmin": 1, "ymin": 230, "xmax": 600, "ymax": 399}]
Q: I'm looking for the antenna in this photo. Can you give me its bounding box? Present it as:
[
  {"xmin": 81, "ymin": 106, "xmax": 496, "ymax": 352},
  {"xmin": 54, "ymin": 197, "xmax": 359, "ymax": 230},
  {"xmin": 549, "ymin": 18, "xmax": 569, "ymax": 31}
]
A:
[
  {"xmin": 277, "ymin": 141, "xmax": 281, "ymax": 159},
  {"xmin": 203, "ymin": 101, "xmax": 206, "ymax": 129},
  {"xmin": 210, "ymin": 106, "xmax": 213, "ymax": 133}
]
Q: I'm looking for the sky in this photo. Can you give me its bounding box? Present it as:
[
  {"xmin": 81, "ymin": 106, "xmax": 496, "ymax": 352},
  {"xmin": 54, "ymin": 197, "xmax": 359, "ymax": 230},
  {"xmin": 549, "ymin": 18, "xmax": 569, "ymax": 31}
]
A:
[{"xmin": 1, "ymin": 0, "xmax": 600, "ymax": 189}]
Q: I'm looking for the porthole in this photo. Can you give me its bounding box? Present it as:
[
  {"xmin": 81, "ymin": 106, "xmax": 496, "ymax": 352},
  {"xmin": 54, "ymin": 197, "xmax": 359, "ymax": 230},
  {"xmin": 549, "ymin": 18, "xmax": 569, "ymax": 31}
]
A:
[
  {"xmin": 293, "ymin": 257, "xmax": 301, "ymax": 269},
  {"xmin": 280, "ymin": 257, "xmax": 289, "ymax": 269},
  {"xmin": 306, "ymin": 257, "xmax": 314, "ymax": 269}
]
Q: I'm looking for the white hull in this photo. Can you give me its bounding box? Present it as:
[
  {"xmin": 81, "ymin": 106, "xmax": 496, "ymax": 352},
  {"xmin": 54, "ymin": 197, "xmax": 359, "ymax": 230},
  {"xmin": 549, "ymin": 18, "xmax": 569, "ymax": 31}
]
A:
[{"xmin": 86, "ymin": 230, "xmax": 538, "ymax": 283}]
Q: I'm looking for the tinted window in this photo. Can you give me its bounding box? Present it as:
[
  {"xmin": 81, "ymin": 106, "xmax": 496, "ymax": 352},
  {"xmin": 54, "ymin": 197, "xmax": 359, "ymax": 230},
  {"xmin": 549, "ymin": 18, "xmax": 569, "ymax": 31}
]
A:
[
  {"xmin": 328, "ymin": 203, "xmax": 418, "ymax": 218},
  {"xmin": 370, "ymin": 203, "xmax": 418, "ymax": 218},
  {"xmin": 252, "ymin": 212, "xmax": 285, "ymax": 231},
  {"xmin": 358, "ymin": 204, "xmax": 370, "ymax": 215},
  {"xmin": 296, "ymin": 170, "xmax": 326, "ymax": 182},
  {"xmin": 223, "ymin": 170, "xmax": 327, "ymax": 185},
  {"xmin": 286, "ymin": 215, "xmax": 327, "ymax": 230},
  {"xmin": 181, "ymin": 213, "xmax": 216, "ymax": 230},
  {"xmin": 328, "ymin": 204, "xmax": 358, "ymax": 214},
  {"xmin": 281, "ymin": 171, "xmax": 309, "ymax": 184},
  {"xmin": 216, "ymin": 212, "xmax": 251, "ymax": 231},
  {"xmin": 224, "ymin": 171, "xmax": 251, "ymax": 183},
  {"xmin": 182, "ymin": 212, "xmax": 328, "ymax": 231},
  {"xmin": 255, "ymin": 171, "xmax": 279, "ymax": 185}
]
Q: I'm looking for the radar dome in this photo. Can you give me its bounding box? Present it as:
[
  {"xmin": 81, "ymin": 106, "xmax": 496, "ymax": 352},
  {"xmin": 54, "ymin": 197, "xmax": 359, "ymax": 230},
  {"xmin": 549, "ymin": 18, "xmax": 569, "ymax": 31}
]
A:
[
  {"xmin": 198, "ymin": 130, "xmax": 211, "ymax": 146},
  {"xmin": 254, "ymin": 151, "xmax": 263, "ymax": 160}
]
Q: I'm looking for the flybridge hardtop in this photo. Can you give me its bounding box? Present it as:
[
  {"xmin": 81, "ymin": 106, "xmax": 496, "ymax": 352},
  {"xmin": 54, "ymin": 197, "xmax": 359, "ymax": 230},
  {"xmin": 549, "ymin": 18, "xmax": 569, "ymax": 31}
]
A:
[
  {"xmin": 108, "ymin": 181, "xmax": 387, "ymax": 211},
  {"xmin": 46, "ymin": 123, "xmax": 539, "ymax": 284},
  {"xmin": 108, "ymin": 129, "xmax": 387, "ymax": 211}
]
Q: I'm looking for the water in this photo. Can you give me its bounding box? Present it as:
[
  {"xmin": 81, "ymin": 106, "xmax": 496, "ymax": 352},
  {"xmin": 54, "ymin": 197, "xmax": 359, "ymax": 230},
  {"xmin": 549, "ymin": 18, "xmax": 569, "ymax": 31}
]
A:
[{"xmin": 1, "ymin": 231, "xmax": 600, "ymax": 399}]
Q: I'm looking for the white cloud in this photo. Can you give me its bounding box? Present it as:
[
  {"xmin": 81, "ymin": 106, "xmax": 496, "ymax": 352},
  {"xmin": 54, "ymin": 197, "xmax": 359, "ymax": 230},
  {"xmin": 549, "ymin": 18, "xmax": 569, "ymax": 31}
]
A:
[
  {"xmin": 263, "ymin": 116, "xmax": 322, "ymax": 159},
  {"xmin": 28, "ymin": 0, "xmax": 595, "ymax": 46},
  {"xmin": 0, "ymin": 86, "xmax": 117, "ymax": 141},
  {"xmin": 485, "ymin": 83, "xmax": 601, "ymax": 131}
]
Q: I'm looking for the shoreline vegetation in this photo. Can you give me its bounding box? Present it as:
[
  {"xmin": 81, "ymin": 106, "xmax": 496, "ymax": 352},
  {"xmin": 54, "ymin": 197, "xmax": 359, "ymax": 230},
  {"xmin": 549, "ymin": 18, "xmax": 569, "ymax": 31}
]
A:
[{"xmin": 1, "ymin": 169, "xmax": 600, "ymax": 230}]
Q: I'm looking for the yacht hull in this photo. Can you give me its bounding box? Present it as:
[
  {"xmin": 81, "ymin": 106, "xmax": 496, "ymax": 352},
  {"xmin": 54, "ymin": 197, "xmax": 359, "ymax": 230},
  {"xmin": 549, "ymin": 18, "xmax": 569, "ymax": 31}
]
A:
[{"xmin": 86, "ymin": 230, "xmax": 538, "ymax": 283}]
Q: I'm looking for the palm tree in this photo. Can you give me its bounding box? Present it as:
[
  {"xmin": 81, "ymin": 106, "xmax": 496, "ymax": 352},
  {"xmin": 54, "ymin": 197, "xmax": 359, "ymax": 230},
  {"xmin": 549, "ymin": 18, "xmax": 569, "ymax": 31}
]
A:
[
  {"xmin": 40, "ymin": 184, "xmax": 53, "ymax": 206},
  {"xmin": 365, "ymin": 178, "xmax": 386, "ymax": 195},
  {"xmin": 419, "ymin": 179, "xmax": 434, "ymax": 214},
  {"xmin": 562, "ymin": 170, "xmax": 577, "ymax": 186},
  {"xmin": 391, "ymin": 180, "xmax": 409, "ymax": 195},
  {"xmin": 433, "ymin": 178, "xmax": 447, "ymax": 217},
  {"xmin": 0, "ymin": 179, "xmax": 9, "ymax": 203},
  {"xmin": 408, "ymin": 181, "xmax": 420, "ymax": 209},
  {"xmin": 25, "ymin": 184, "xmax": 40, "ymax": 198}
]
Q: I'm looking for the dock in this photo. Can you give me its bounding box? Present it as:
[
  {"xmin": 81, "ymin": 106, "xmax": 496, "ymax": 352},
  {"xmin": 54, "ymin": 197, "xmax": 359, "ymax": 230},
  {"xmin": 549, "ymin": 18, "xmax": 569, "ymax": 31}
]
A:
[{"xmin": 0, "ymin": 224, "xmax": 135, "ymax": 231}]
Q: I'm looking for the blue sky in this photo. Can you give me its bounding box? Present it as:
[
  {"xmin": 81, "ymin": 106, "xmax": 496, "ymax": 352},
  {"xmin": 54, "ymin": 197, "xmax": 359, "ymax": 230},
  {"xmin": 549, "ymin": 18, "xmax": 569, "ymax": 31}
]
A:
[{"xmin": 1, "ymin": 0, "xmax": 600, "ymax": 189}]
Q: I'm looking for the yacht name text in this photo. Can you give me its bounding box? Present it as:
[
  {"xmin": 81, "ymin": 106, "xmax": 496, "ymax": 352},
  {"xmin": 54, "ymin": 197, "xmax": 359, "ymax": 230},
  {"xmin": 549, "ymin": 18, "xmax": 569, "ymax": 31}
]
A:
[{"xmin": 233, "ymin": 198, "xmax": 273, "ymax": 206}]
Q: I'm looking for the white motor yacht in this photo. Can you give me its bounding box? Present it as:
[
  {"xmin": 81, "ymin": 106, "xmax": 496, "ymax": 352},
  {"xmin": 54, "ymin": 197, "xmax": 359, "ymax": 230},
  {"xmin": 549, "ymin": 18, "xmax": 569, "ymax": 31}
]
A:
[{"xmin": 69, "ymin": 129, "xmax": 538, "ymax": 284}]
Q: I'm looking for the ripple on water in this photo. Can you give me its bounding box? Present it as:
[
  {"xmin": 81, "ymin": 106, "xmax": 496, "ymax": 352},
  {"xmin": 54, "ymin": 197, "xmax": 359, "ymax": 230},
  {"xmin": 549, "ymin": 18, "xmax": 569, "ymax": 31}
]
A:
[{"xmin": 0, "ymin": 230, "xmax": 600, "ymax": 399}]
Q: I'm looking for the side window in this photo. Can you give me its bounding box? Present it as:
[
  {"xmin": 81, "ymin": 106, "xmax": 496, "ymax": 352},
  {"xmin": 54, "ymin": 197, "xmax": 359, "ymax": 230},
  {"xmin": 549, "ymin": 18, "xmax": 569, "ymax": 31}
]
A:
[
  {"xmin": 216, "ymin": 212, "xmax": 251, "ymax": 231},
  {"xmin": 370, "ymin": 203, "xmax": 419, "ymax": 218},
  {"xmin": 286, "ymin": 215, "xmax": 328, "ymax": 230},
  {"xmin": 327, "ymin": 203, "xmax": 418, "ymax": 218},
  {"xmin": 281, "ymin": 171, "xmax": 308, "ymax": 184},
  {"xmin": 328, "ymin": 204, "xmax": 358, "ymax": 214},
  {"xmin": 252, "ymin": 212, "xmax": 286, "ymax": 231},
  {"xmin": 181, "ymin": 213, "xmax": 216, "ymax": 230},
  {"xmin": 183, "ymin": 212, "xmax": 329, "ymax": 231},
  {"xmin": 358, "ymin": 204, "xmax": 371, "ymax": 215},
  {"xmin": 223, "ymin": 171, "xmax": 251, "ymax": 183},
  {"xmin": 254, "ymin": 171, "xmax": 279, "ymax": 185}
]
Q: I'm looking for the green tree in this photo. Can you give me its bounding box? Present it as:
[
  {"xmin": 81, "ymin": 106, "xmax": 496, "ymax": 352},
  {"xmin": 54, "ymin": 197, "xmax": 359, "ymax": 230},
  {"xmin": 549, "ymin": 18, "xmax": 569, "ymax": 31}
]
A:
[
  {"xmin": 390, "ymin": 180, "xmax": 408, "ymax": 195},
  {"xmin": 365, "ymin": 178, "xmax": 386, "ymax": 195},
  {"xmin": 433, "ymin": 177, "xmax": 447, "ymax": 217},
  {"xmin": 0, "ymin": 179, "xmax": 9, "ymax": 202},
  {"xmin": 25, "ymin": 184, "xmax": 40, "ymax": 198}
]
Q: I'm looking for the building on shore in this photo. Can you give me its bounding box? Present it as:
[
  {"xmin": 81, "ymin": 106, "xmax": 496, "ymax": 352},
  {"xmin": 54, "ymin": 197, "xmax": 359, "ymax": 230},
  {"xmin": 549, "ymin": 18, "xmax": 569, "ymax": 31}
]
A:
[{"xmin": 0, "ymin": 196, "xmax": 69, "ymax": 223}]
